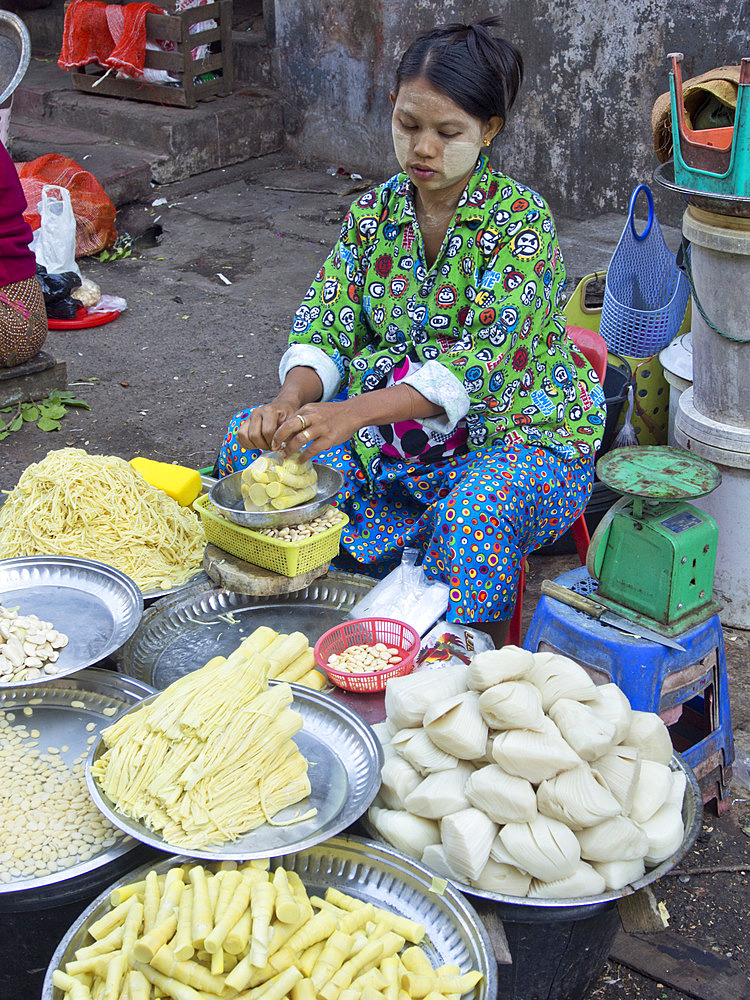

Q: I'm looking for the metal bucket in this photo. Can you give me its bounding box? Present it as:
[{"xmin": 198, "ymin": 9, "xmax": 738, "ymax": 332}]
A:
[
  {"xmin": 0, "ymin": 13, "xmax": 30, "ymax": 107},
  {"xmin": 0, "ymin": 12, "xmax": 31, "ymax": 148}
]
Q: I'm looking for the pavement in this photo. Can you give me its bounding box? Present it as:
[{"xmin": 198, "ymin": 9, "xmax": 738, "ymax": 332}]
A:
[{"xmin": 1, "ymin": 155, "xmax": 748, "ymax": 999}]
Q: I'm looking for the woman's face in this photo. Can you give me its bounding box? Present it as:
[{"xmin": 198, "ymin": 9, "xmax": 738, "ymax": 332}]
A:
[{"xmin": 391, "ymin": 77, "xmax": 500, "ymax": 200}]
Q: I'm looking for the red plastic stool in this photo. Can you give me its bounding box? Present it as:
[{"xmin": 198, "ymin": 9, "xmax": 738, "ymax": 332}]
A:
[{"xmin": 507, "ymin": 326, "xmax": 608, "ymax": 646}]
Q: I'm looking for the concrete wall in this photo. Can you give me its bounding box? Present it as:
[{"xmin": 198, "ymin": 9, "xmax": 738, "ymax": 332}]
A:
[{"xmin": 272, "ymin": 0, "xmax": 747, "ymax": 224}]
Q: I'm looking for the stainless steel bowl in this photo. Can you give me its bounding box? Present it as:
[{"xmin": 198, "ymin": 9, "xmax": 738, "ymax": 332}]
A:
[{"xmin": 209, "ymin": 463, "xmax": 344, "ymax": 529}]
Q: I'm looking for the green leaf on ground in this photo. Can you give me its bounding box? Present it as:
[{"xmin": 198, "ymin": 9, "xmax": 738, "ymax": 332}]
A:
[{"xmin": 37, "ymin": 416, "xmax": 61, "ymax": 431}]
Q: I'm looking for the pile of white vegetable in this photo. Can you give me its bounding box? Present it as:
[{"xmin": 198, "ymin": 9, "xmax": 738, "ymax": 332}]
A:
[
  {"xmin": 368, "ymin": 647, "xmax": 687, "ymax": 900},
  {"xmin": 0, "ymin": 605, "xmax": 68, "ymax": 683}
]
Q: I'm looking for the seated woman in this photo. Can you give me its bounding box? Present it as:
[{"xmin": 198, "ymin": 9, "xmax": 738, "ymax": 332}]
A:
[
  {"xmin": 219, "ymin": 18, "xmax": 605, "ymax": 645},
  {"xmin": 0, "ymin": 140, "xmax": 47, "ymax": 368}
]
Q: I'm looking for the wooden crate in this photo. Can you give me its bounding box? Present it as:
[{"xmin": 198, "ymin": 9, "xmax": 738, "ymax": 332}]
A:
[{"xmin": 66, "ymin": 1, "xmax": 233, "ymax": 108}]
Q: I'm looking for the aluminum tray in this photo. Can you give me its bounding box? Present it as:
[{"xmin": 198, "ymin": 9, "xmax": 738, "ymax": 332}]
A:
[
  {"xmin": 653, "ymin": 159, "xmax": 750, "ymax": 218},
  {"xmin": 86, "ymin": 683, "xmax": 384, "ymax": 860},
  {"xmin": 42, "ymin": 835, "xmax": 498, "ymax": 1000},
  {"xmin": 116, "ymin": 571, "xmax": 375, "ymax": 689},
  {"xmin": 364, "ymin": 753, "xmax": 702, "ymax": 921},
  {"xmin": 0, "ymin": 556, "xmax": 143, "ymax": 686},
  {"xmin": 141, "ymin": 569, "xmax": 210, "ymax": 604},
  {"xmin": 0, "ymin": 668, "xmax": 155, "ymax": 910}
]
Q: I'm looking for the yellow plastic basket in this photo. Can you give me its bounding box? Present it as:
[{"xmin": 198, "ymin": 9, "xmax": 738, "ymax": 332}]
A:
[{"xmin": 194, "ymin": 494, "xmax": 348, "ymax": 577}]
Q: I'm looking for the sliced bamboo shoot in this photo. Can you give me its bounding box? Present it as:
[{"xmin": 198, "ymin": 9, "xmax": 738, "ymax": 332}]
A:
[
  {"xmin": 422, "ymin": 692, "xmax": 488, "ymax": 760},
  {"xmin": 441, "ymin": 808, "xmax": 498, "ymax": 882},
  {"xmin": 547, "ymin": 698, "xmax": 617, "ymax": 762},
  {"xmin": 478, "ymin": 680, "xmax": 545, "ymax": 732},
  {"xmin": 576, "ymin": 816, "xmax": 649, "ymax": 862},
  {"xmin": 466, "ymin": 646, "xmax": 534, "ymax": 691},
  {"xmin": 465, "ymin": 764, "xmax": 537, "ymax": 824},
  {"xmin": 528, "ymin": 860, "xmax": 606, "ymax": 899},
  {"xmin": 527, "ymin": 654, "xmax": 597, "ymax": 711},
  {"xmin": 470, "ymin": 859, "xmax": 531, "ymax": 896},
  {"xmin": 368, "ymin": 806, "xmax": 440, "ymax": 860},
  {"xmin": 404, "ymin": 761, "xmax": 474, "ymax": 819},
  {"xmin": 498, "ymin": 815, "xmax": 581, "ymax": 882},
  {"xmin": 537, "ymin": 765, "xmax": 622, "ymax": 830}
]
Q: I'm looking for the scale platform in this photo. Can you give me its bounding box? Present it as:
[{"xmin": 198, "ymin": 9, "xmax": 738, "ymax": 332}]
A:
[{"xmin": 589, "ymin": 447, "xmax": 721, "ymax": 638}]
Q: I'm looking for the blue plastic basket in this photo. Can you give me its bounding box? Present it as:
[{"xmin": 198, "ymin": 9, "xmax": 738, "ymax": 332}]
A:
[{"xmin": 600, "ymin": 185, "xmax": 690, "ymax": 358}]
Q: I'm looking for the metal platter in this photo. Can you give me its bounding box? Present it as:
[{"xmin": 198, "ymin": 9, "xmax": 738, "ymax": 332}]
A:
[
  {"xmin": 116, "ymin": 571, "xmax": 374, "ymax": 689},
  {"xmin": 209, "ymin": 463, "xmax": 345, "ymax": 529},
  {"xmin": 86, "ymin": 682, "xmax": 384, "ymax": 860},
  {"xmin": 0, "ymin": 668, "xmax": 155, "ymax": 910},
  {"xmin": 42, "ymin": 835, "xmax": 498, "ymax": 1000},
  {"xmin": 653, "ymin": 159, "xmax": 750, "ymax": 218},
  {"xmin": 364, "ymin": 753, "xmax": 702, "ymax": 921},
  {"xmin": 140, "ymin": 569, "xmax": 210, "ymax": 604},
  {"xmin": 0, "ymin": 556, "xmax": 143, "ymax": 686}
]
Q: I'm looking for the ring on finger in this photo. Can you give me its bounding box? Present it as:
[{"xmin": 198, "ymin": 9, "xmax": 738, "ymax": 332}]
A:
[
  {"xmin": 301, "ymin": 428, "xmax": 312, "ymax": 442},
  {"xmin": 296, "ymin": 413, "xmax": 307, "ymax": 431}
]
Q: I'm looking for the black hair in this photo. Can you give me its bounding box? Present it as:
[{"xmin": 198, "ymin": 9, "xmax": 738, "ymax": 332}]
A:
[{"xmin": 395, "ymin": 17, "xmax": 523, "ymax": 132}]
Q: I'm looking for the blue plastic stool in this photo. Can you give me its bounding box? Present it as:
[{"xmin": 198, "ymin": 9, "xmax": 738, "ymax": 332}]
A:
[{"xmin": 524, "ymin": 566, "xmax": 735, "ymax": 813}]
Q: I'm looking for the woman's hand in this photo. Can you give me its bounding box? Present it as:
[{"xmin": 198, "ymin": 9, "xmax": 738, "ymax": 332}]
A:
[
  {"xmin": 237, "ymin": 400, "xmax": 300, "ymax": 452},
  {"xmin": 272, "ymin": 402, "xmax": 360, "ymax": 460}
]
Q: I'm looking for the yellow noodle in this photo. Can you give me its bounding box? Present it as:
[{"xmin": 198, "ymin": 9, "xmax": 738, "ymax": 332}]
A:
[{"xmin": 0, "ymin": 448, "xmax": 205, "ymax": 591}]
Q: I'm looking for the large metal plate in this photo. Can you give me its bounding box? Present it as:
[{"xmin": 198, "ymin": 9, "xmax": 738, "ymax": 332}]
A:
[
  {"xmin": 42, "ymin": 836, "xmax": 498, "ymax": 1000},
  {"xmin": 653, "ymin": 159, "xmax": 750, "ymax": 219},
  {"xmin": 596, "ymin": 445, "xmax": 721, "ymax": 500},
  {"xmin": 140, "ymin": 570, "xmax": 210, "ymax": 604},
  {"xmin": 210, "ymin": 463, "xmax": 344, "ymax": 529},
  {"xmin": 0, "ymin": 668, "xmax": 155, "ymax": 910},
  {"xmin": 86, "ymin": 682, "xmax": 384, "ymax": 860},
  {"xmin": 0, "ymin": 556, "xmax": 143, "ymax": 686},
  {"xmin": 116, "ymin": 571, "xmax": 375, "ymax": 689},
  {"xmin": 364, "ymin": 753, "xmax": 702, "ymax": 921}
]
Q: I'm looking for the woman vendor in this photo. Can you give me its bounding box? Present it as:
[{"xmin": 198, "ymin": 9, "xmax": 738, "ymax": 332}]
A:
[
  {"xmin": 0, "ymin": 140, "xmax": 47, "ymax": 368},
  {"xmin": 220, "ymin": 18, "xmax": 606, "ymax": 645}
]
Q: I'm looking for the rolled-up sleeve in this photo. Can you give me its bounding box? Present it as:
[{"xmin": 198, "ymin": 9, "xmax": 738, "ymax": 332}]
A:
[
  {"xmin": 279, "ymin": 344, "xmax": 342, "ymax": 401},
  {"xmin": 402, "ymin": 360, "xmax": 471, "ymax": 433}
]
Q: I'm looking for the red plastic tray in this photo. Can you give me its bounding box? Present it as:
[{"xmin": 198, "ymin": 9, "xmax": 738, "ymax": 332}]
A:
[{"xmin": 48, "ymin": 306, "xmax": 121, "ymax": 330}]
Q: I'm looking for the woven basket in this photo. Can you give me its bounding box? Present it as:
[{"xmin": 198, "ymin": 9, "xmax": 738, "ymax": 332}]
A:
[{"xmin": 195, "ymin": 494, "xmax": 347, "ymax": 577}]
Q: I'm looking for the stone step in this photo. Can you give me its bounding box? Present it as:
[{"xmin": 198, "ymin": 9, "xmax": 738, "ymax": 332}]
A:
[
  {"xmin": 9, "ymin": 118, "xmax": 159, "ymax": 208},
  {"xmin": 13, "ymin": 59, "xmax": 284, "ymax": 185}
]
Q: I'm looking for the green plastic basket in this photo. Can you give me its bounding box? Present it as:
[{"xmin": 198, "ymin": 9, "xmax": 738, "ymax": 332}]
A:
[{"xmin": 194, "ymin": 493, "xmax": 347, "ymax": 577}]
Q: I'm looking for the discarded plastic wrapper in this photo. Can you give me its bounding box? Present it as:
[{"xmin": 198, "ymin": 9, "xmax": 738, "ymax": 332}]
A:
[
  {"xmin": 88, "ymin": 294, "xmax": 127, "ymax": 314},
  {"xmin": 414, "ymin": 619, "xmax": 495, "ymax": 671},
  {"xmin": 348, "ymin": 548, "xmax": 449, "ymax": 636}
]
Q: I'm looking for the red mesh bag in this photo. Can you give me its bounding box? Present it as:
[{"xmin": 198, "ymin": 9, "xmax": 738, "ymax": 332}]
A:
[{"xmin": 17, "ymin": 154, "xmax": 117, "ymax": 258}]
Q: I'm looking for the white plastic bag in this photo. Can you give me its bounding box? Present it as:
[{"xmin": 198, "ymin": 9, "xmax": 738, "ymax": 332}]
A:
[
  {"xmin": 30, "ymin": 185, "xmax": 80, "ymax": 277},
  {"xmin": 88, "ymin": 294, "xmax": 128, "ymax": 314},
  {"xmin": 348, "ymin": 548, "xmax": 449, "ymax": 636}
]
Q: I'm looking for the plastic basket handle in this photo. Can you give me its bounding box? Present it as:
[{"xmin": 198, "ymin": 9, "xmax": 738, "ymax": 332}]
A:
[{"xmin": 628, "ymin": 184, "xmax": 654, "ymax": 241}]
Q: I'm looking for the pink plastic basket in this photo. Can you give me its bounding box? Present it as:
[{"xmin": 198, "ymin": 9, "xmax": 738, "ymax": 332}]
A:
[{"xmin": 314, "ymin": 618, "xmax": 421, "ymax": 693}]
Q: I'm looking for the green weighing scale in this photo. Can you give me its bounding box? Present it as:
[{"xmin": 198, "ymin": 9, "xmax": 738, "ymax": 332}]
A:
[{"xmin": 587, "ymin": 446, "xmax": 722, "ymax": 639}]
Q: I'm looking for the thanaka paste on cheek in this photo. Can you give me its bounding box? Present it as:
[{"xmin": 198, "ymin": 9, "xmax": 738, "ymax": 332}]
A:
[
  {"xmin": 441, "ymin": 140, "xmax": 482, "ymax": 186},
  {"xmin": 392, "ymin": 122, "xmax": 409, "ymax": 171}
]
